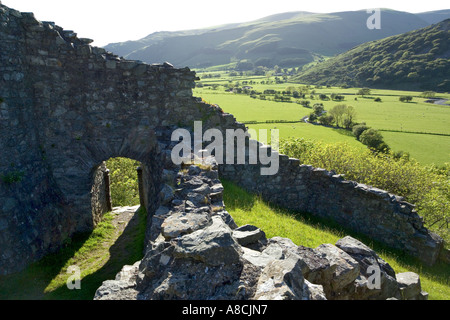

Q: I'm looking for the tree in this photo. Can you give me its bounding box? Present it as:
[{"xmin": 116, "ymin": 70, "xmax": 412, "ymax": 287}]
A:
[
  {"xmin": 421, "ymin": 91, "xmax": 436, "ymax": 98},
  {"xmin": 318, "ymin": 114, "xmax": 334, "ymax": 126},
  {"xmin": 342, "ymin": 105, "xmax": 356, "ymax": 129},
  {"xmin": 299, "ymin": 100, "xmax": 310, "ymax": 108},
  {"xmin": 312, "ymin": 103, "xmax": 325, "ymax": 115},
  {"xmin": 357, "ymin": 88, "xmax": 371, "ymax": 96},
  {"xmin": 352, "ymin": 124, "xmax": 370, "ymax": 140},
  {"xmin": 328, "ymin": 104, "xmax": 345, "ymax": 127},
  {"xmin": 331, "ymin": 93, "xmax": 345, "ymax": 101},
  {"xmin": 359, "ymin": 128, "xmax": 385, "ymax": 150},
  {"xmin": 399, "ymin": 95, "xmax": 413, "ymax": 102}
]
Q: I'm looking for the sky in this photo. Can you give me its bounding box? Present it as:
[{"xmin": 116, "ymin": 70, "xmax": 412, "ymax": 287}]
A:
[{"xmin": 2, "ymin": 0, "xmax": 448, "ymax": 47}]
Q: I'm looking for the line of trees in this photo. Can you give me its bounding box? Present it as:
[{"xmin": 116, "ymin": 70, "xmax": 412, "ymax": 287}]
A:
[{"xmin": 308, "ymin": 104, "xmax": 357, "ymax": 130}]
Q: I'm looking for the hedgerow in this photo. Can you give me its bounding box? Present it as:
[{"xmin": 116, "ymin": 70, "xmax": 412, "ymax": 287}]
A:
[{"xmin": 279, "ymin": 137, "xmax": 449, "ymax": 244}]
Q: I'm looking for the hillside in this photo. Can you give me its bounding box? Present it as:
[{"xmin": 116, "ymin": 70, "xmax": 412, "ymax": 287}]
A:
[
  {"xmin": 104, "ymin": 9, "xmax": 441, "ymax": 69},
  {"xmin": 293, "ymin": 19, "xmax": 450, "ymax": 91}
]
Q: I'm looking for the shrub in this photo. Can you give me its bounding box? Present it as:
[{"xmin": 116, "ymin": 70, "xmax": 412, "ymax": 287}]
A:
[
  {"xmin": 421, "ymin": 91, "xmax": 436, "ymax": 98},
  {"xmin": 106, "ymin": 157, "xmax": 141, "ymax": 207},
  {"xmin": 1, "ymin": 171, "xmax": 24, "ymax": 184},
  {"xmin": 312, "ymin": 103, "xmax": 325, "ymax": 115}
]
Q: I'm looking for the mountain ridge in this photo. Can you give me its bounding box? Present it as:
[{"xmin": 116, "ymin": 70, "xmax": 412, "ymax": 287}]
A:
[{"xmin": 104, "ymin": 8, "xmax": 449, "ymax": 69}]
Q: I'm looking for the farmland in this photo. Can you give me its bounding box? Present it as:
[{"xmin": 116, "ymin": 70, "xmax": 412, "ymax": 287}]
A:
[{"xmin": 193, "ymin": 74, "xmax": 450, "ymax": 166}]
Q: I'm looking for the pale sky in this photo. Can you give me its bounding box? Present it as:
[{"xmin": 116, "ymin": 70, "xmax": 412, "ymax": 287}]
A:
[{"xmin": 2, "ymin": 0, "xmax": 448, "ymax": 47}]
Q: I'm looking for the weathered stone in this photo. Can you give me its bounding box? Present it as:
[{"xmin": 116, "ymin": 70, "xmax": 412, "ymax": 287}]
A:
[
  {"xmin": 161, "ymin": 211, "xmax": 211, "ymax": 240},
  {"xmin": 302, "ymin": 280, "xmax": 327, "ymax": 300},
  {"xmin": 242, "ymin": 247, "xmax": 277, "ymax": 268},
  {"xmin": 0, "ymin": 3, "xmax": 443, "ymax": 297},
  {"xmin": 232, "ymin": 225, "xmax": 265, "ymax": 246},
  {"xmin": 335, "ymin": 236, "xmax": 376, "ymax": 256},
  {"xmin": 254, "ymin": 256, "xmax": 306, "ymax": 300},
  {"xmin": 315, "ymin": 244, "xmax": 360, "ymax": 296},
  {"xmin": 296, "ymin": 245, "xmax": 336, "ymax": 286},
  {"xmin": 396, "ymin": 272, "xmax": 426, "ymax": 300},
  {"xmin": 94, "ymin": 261, "xmax": 140, "ymax": 300},
  {"xmin": 159, "ymin": 184, "xmax": 175, "ymax": 205},
  {"xmin": 173, "ymin": 216, "xmax": 242, "ymax": 267},
  {"xmin": 335, "ymin": 236, "xmax": 400, "ymax": 300}
]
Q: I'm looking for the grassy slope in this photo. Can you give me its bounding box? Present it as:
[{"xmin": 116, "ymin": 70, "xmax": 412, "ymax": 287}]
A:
[
  {"xmin": 293, "ymin": 19, "xmax": 450, "ymax": 91},
  {"xmin": 222, "ymin": 179, "xmax": 450, "ymax": 300}
]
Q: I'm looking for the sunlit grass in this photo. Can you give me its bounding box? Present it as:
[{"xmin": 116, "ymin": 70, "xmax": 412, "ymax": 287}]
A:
[{"xmin": 222, "ymin": 179, "xmax": 450, "ymax": 300}]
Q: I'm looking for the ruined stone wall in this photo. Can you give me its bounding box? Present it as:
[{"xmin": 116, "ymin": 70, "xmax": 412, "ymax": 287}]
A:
[
  {"xmin": 219, "ymin": 157, "xmax": 443, "ymax": 265},
  {"xmin": 95, "ymin": 160, "xmax": 429, "ymax": 301},
  {"xmin": 0, "ymin": 4, "xmax": 240, "ymax": 275},
  {"xmin": 0, "ymin": 3, "xmax": 444, "ymax": 276}
]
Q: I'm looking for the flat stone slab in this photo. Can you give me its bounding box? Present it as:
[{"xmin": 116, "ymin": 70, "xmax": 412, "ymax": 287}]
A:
[
  {"xmin": 232, "ymin": 225, "xmax": 265, "ymax": 246},
  {"xmin": 161, "ymin": 212, "xmax": 211, "ymax": 240}
]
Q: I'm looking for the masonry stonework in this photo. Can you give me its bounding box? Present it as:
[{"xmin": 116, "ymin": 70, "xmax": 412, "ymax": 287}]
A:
[{"xmin": 0, "ymin": 3, "xmax": 444, "ymax": 279}]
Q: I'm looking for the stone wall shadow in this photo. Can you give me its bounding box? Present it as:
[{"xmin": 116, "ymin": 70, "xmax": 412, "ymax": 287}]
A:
[
  {"xmin": 220, "ymin": 179, "xmax": 256, "ymax": 211},
  {"xmin": 46, "ymin": 207, "xmax": 147, "ymax": 300},
  {"xmin": 0, "ymin": 231, "xmax": 92, "ymax": 300}
]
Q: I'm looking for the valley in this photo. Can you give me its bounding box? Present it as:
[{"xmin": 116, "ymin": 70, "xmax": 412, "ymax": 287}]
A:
[{"xmin": 194, "ymin": 74, "xmax": 450, "ymax": 166}]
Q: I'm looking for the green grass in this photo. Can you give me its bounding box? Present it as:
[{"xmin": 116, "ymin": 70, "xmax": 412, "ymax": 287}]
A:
[
  {"xmin": 0, "ymin": 207, "xmax": 147, "ymax": 300},
  {"xmin": 222, "ymin": 179, "xmax": 450, "ymax": 300},
  {"xmin": 381, "ymin": 131, "xmax": 450, "ymax": 165}
]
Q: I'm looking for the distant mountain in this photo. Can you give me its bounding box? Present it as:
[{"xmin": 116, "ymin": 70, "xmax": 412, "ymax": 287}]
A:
[
  {"xmin": 416, "ymin": 9, "xmax": 450, "ymax": 24},
  {"xmin": 293, "ymin": 19, "xmax": 450, "ymax": 91},
  {"xmin": 104, "ymin": 9, "xmax": 448, "ymax": 69}
]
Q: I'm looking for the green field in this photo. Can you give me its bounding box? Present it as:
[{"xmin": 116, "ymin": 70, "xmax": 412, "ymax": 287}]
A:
[{"xmin": 194, "ymin": 75, "xmax": 450, "ymax": 165}]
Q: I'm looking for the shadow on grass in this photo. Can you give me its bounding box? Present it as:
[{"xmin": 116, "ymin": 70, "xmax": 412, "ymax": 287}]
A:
[
  {"xmin": 221, "ymin": 179, "xmax": 256, "ymax": 211},
  {"xmin": 0, "ymin": 207, "xmax": 147, "ymax": 300},
  {"xmin": 221, "ymin": 178, "xmax": 450, "ymax": 291},
  {"xmin": 0, "ymin": 232, "xmax": 91, "ymax": 300},
  {"xmin": 45, "ymin": 207, "xmax": 147, "ymax": 300},
  {"xmin": 332, "ymin": 127, "xmax": 355, "ymax": 137}
]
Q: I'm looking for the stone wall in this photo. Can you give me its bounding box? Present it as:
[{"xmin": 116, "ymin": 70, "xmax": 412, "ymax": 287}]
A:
[
  {"xmin": 0, "ymin": 4, "xmax": 240, "ymax": 275},
  {"xmin": 0, "ymin": 3, "xmax": 444, "ymax": 276},
  {"xmin": 94, "ymin": 160, "xmax": 429, "ymax": 301},
  {"xmin": 90, "ymin": 162, "xmax": 109, "ymax": 226},
  {"xmin": 219, "ymin": 157, "xmax": 443, "ymax": 265}
]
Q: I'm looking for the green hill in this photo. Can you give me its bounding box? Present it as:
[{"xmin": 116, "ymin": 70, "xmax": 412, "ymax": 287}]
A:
[
  {"xmin": 293, "ymin": 19, "xmax": 450, "ymax": 91},
  {"xmin": 104, "ymin": 9, "xmax": 443, "ymax": 69}
]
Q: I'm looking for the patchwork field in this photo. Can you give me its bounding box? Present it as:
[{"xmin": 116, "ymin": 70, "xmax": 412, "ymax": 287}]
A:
[{"xmin": 194, "ymin": 74, "xmax": 450, "ymax": 165}]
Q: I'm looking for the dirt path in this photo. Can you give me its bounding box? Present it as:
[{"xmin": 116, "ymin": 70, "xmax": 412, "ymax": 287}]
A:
[{"xmin": 111, "ymin": 205, "xmax": 141, "ymax": 234}]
